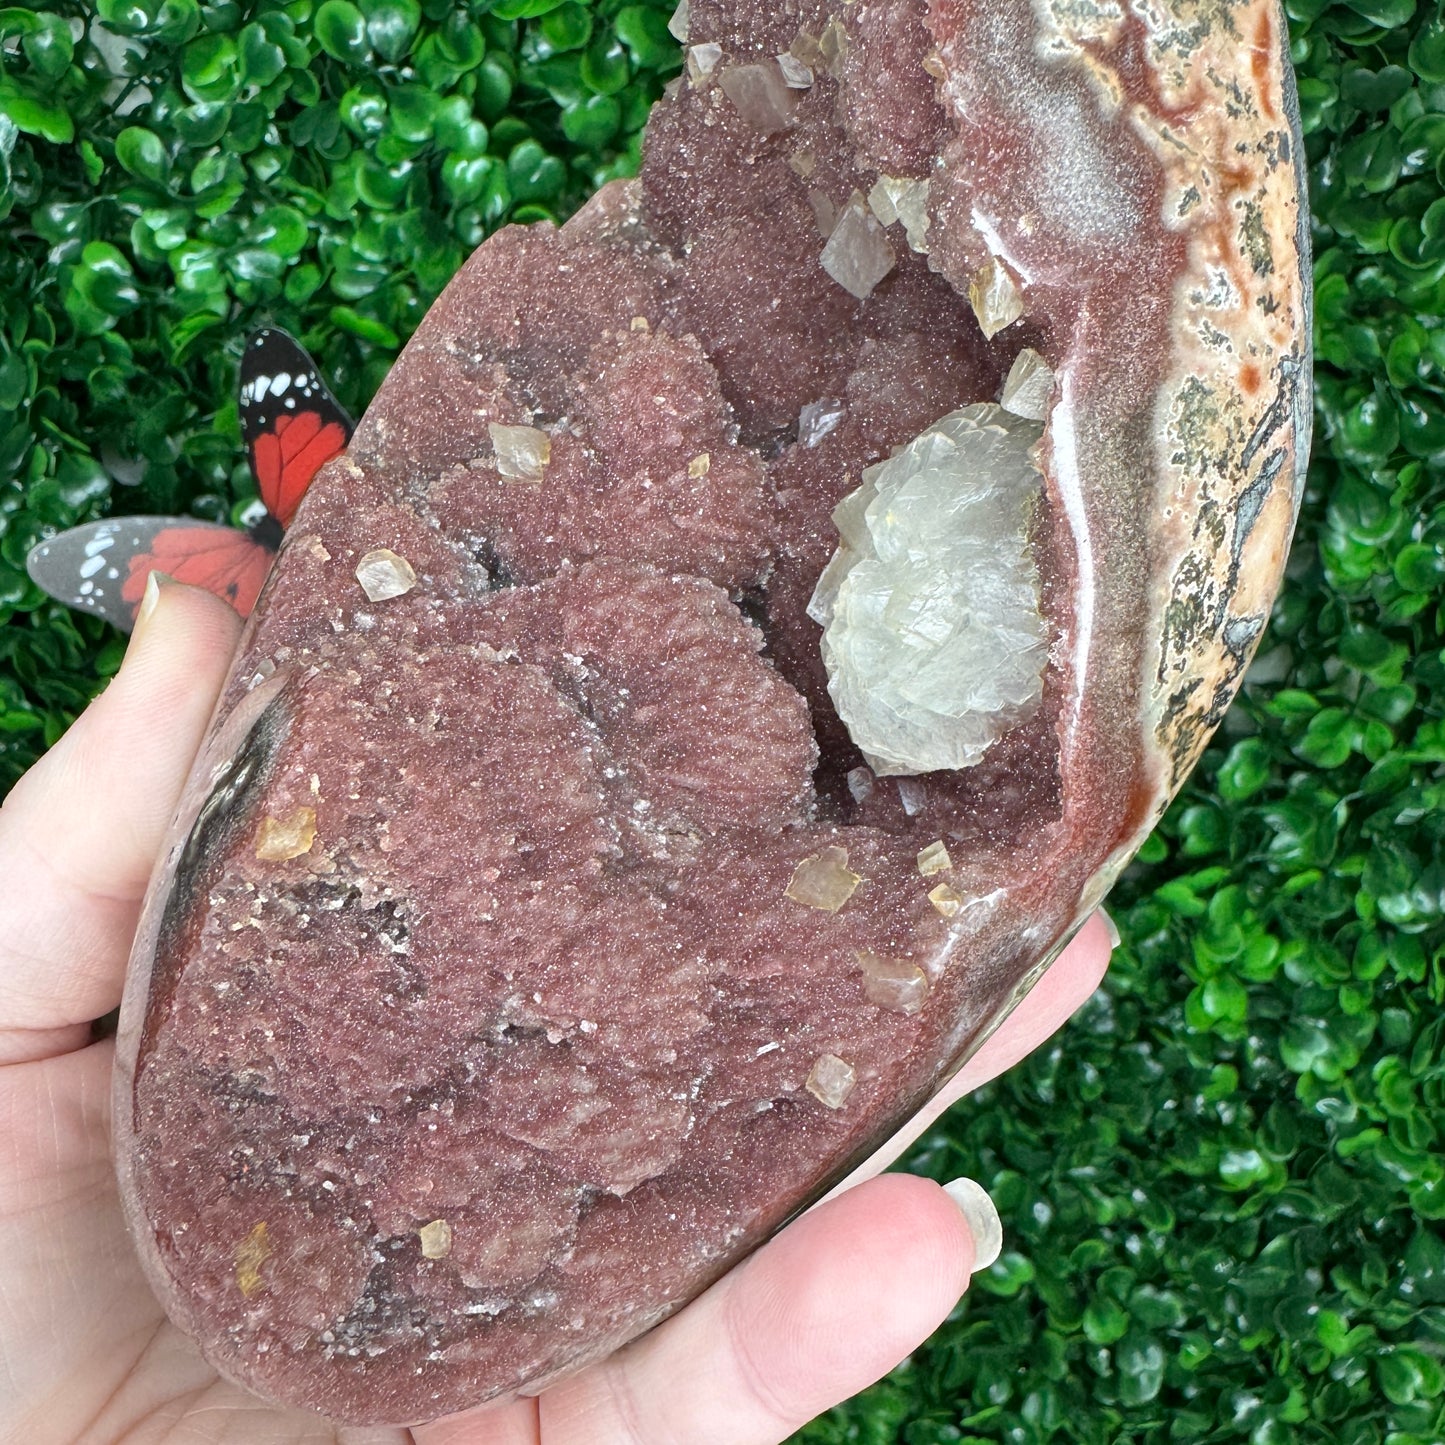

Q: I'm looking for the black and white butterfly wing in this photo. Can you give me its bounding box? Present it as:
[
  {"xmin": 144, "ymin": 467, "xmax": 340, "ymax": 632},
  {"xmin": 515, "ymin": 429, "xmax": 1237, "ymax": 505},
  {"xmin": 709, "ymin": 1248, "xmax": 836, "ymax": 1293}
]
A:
[{"xmin": 239, "ymin": 328, "xmax": 355, "ymax": 528}]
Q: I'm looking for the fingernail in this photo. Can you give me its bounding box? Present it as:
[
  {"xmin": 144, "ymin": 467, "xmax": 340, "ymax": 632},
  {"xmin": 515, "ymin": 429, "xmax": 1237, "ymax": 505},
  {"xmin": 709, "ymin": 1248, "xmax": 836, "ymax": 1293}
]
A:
[
  {"xmin": 132, "ymin": 571, "xmax": 174, "ymax": 644},
  {"xmin": 943, "ymin": 1177, "xmax": 1003, "ymax": 1273},
  {"xmin": 1101, "ymin": 908, "xmax": 1122, "ymax": 950}
]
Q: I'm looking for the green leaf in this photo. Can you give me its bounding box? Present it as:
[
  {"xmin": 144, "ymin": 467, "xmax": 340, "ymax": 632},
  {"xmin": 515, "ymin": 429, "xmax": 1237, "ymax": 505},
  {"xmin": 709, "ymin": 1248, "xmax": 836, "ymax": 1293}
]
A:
[
  {"xmin": 0, "ymin": 84, "xmax": 73, "ymax": 144},
  {"xmin": 1340, "ymin": 64, "xmax": 1414, "ymax": 111},
  {"xmin": 1410, "ymin": 19, "xmax": 1445, "ymax": 81},
  {"xmin": 114, "ymin": 126, "xmax": 169, "ymax": 183},
  {"xmin": 561, "ymin": 92, "xmax": 620, "ymax": 148},
  {"xmin": 22, "ymin": 13, "xmax": 75, "ymax": 80},
  {"xmin": 315, "ymin": 0, "xmax": 370, "ymax": 62},
  {"xmin": 507, "ymin": 137, "xmax": 565, "ymax": 200},
  {"xmin": 489, "ymin": 0, "xmax": 567, "ymax": 18},
  {"xmin": 181, "ymin": 33, "xmax": 240, "ymax": 103},
  {"xmin": 580, "ymin": 34, "xmax": 631, "ymax": 94},
  {"xmin": 540, "ymin": 2, "xmax": 591, "ymax": 51},
  {"xmin": 613, "ymin": 5, "xmax": 679, "ymax": 70},
  {"xmin": 361, "ymin": 0, "xmax": 421, "ymax": 62},
  {"xmin": 238, "ymin": 21, "xmax": 287, "ymax": 87},
  {"xmin": 329, "ymin": 304, "xmax": 400, "ymax": 347}
]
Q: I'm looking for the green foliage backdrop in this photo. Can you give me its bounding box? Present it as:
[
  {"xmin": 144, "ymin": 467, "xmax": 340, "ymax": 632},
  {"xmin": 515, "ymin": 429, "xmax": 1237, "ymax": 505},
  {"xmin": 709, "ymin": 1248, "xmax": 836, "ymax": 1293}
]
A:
[{"xmin": 0, "ymin": 2, "xmax": 1440, "ymax": 1441}]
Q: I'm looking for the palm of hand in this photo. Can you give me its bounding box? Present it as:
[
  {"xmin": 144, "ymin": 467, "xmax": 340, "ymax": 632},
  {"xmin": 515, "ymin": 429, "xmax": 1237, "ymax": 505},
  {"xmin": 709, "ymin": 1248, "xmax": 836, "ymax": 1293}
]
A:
[{"xmin": 0, "ymin": 583, "xmax": 1110, "ymax": 1445}]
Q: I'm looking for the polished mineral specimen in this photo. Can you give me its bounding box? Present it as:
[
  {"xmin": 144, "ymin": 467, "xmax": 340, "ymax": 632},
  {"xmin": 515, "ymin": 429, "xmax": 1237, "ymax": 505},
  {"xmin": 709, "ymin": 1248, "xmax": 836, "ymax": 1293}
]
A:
[{"xmin": 116, "ymin": 0, "xmax": 1311, "ymax": 1425}]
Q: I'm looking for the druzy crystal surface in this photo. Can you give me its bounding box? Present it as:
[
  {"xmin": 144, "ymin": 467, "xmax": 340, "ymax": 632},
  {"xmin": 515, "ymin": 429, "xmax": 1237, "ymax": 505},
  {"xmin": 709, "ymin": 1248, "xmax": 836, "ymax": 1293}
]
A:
[{"xmin": 115, "ymin": 0, "xmax": 1311, "ymax": 1425}]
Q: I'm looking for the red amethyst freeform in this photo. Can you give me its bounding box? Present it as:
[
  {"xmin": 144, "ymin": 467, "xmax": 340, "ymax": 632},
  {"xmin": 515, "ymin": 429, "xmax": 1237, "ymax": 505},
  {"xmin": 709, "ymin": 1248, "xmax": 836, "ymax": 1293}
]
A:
[{"xmin": 114, "ymin": 0, "xmax": 1312, "ymax": 1425}]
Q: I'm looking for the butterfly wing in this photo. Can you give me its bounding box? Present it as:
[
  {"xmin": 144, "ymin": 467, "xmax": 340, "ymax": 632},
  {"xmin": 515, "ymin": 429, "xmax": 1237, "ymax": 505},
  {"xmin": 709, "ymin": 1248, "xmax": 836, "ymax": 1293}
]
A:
[
  {"xmin": 26, "ymin": 518, "xmax": 274, "ymax": 634},
  {"xmin": 240, "ymin": 328, "xmax": 355, "ymax": 529}
]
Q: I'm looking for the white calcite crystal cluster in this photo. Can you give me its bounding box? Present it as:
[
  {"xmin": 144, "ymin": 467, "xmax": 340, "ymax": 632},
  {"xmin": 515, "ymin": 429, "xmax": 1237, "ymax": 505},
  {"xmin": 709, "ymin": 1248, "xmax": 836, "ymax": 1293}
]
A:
[{"xmin": 808, "ymin": 404, "xmax": 1049, "ymax": 776}]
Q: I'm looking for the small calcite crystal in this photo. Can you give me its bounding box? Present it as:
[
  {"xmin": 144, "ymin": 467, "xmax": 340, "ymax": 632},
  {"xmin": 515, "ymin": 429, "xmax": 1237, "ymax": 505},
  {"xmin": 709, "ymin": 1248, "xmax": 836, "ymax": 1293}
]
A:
[
  {"xmin": 806, "ymin": 1053, "xmax": 858, "ymax": 1109},
  {"xmin": 777, "ymin": 52, "xmax": 815, "ymax": 89},
  {"xmin": 720, "ymin": 60, "xmax": 799, "ymax": 134},
  {"xmin": 116, "ymin": 0, "xmax": 1309, "ymax": 1425},
  {"xmin": 489, "ymin": 422, "xmax": 550, "ymax": 482},
  {"xmin": 686, "ymin": 42, "xmax": 721, "ymax": 86},
  {"xmin": 418, "ymin": 1220, "xmax": 453, "ymax": 1260},
  {"xmin": 354, "ymin": 548, "xmax": 417, "ymax": 602},
  {"xmin": 1000, "ymin": 348, "xmax": 1054, "ymax": 422},
  {"xmin": 784, "ymin": 845, "xmax": 863, "ymax": 912},
  {"xmin": 969, "ymin": 257, "xmax": 1024, "ymax": 339},
  {"xmin": 858, "ymin": 952, "xmax": 930, "ymax": 1016},
  {"xmin": 253, "ymin": 808, "xmax": 316, "ymax": 862},
  {"xmin": 799, "ymin": 397, "xmax": 846, "ymax": 447},
  {"xmin": 821, "ymin": 196, "xmax": 897, "ymax": 299},
  {"xmin": 868, "ymin": 175, "xmax": 931, "ymax": 254}
]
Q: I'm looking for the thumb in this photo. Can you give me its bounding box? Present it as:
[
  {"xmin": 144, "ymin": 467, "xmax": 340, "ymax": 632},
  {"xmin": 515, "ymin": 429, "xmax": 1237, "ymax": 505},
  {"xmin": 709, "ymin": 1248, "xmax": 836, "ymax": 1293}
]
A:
[{"xmin": 0, "ymin": 577, "xmax": 243, "ymax": 1062}]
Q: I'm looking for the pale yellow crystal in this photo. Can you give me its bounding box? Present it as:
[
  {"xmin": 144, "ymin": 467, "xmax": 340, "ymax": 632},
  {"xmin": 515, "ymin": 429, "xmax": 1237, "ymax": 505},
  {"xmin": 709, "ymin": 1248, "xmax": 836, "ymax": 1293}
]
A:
[
  {"xmin": 929, "ymin": 883, "xmax": 965, "ymax": 918},
  {"xmin": 235, "ymin": 1222, "xmax": 271, "ymax": 1299},
  {"xmin": 970, "ymin": 258, "xmax": 1025, "ymax": 339},
  {"xmin": 490, "ymin": 422, "xmax": 551, "ymax": 482},
  {"xmin": 806, "ymin": 1053, "xmax": 857, "ymax": 1109},
  {"xmin": 355, "ymin": 548, "xmax": 417, "ymax": 602},
  {"xmin": 255, "ymin": 807, "xmax": 317, "ymax": 862},
  {"xmin": 419, "ymin": 1219, "xmax": 453, "ymax": 1260},
  {"xmin": 785, "ymin": 846, "xmax": 862, "ymax": 911},
  {"xmin": 858, "ymin": 952, "xmax": 930, "ymax": 1016}
]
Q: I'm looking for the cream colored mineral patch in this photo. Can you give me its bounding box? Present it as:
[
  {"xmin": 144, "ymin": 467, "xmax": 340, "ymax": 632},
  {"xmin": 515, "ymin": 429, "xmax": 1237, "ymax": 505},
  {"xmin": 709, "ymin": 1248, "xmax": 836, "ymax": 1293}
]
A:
[
  {"xmin": 785, "ymin": 846, "xmax": 862, "ymax": 912},
  {"xmin": 235, "ymin": 1222, "xmax": 271, "ymax": 1299},
  {"xmin": 255, "ymin": 807, "xmax": 318, "ymax": 862},
  {"xmin": 970, "ymin": 258, "xmax": 1024, "ymax": 339},
  {"xmin": 858, "ymin": 952, "xmax": 930, "ymax": 1016},
  {"xmin": 355, "ymin": 549, "xmax": 417, "ymax": 602},
  {"xmin": 929, "ymin": 883, "xmax": 964, "ymax": 918},
  {"xmin": 806, "ymin": 1053, "xmax": 857, "ymax": 1109},
  {"xmin": 490, "ymin": 423, "xmax": 551, "ymax": 482},
  {"xmin": 418, "ymin": 1219, "xmax": 453, "ymax": 1260}
]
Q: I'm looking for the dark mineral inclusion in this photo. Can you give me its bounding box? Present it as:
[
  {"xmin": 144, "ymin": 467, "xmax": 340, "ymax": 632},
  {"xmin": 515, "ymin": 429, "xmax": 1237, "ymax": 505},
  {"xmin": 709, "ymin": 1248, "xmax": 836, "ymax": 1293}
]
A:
[{"xmin": 115, "ymin": 0, "xmax": 1311, "ymax": 1424}]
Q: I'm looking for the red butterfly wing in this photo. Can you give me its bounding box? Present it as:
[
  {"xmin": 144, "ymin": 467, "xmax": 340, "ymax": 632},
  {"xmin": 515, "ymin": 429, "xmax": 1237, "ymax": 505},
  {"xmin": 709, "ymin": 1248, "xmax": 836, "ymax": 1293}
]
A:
[
  {"xmin": 121, "ymin": 527, "xmax": 274, "ymax": 621},
  {"xmin": 26, "ymin": 518, "xmax": 273, "ymax": 634},
  {"xmin": 240, "ymin": 328, "xmax": 355, "ymax": 528}
]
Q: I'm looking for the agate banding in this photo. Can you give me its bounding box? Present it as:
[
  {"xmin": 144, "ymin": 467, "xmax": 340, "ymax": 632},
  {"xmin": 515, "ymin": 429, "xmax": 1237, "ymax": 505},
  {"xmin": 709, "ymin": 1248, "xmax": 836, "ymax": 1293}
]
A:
[{"xmin": 114, "ymin": 0, "xmax": 1311, "ymax": 1424}]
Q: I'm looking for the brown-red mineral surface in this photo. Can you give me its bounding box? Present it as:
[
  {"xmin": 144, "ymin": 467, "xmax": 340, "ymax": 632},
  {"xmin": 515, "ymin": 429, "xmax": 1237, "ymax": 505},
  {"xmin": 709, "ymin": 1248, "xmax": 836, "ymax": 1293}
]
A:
[{"xmin": 115, "ymin": 0, "xmax": 1312, "ymax": 1424}]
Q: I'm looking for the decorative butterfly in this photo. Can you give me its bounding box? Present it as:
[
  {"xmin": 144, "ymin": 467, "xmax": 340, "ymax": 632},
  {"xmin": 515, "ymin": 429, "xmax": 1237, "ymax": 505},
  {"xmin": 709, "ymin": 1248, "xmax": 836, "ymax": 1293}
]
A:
[{"xmin": 26, "ymin": 328, "xmax": 354, "ymax": 633}]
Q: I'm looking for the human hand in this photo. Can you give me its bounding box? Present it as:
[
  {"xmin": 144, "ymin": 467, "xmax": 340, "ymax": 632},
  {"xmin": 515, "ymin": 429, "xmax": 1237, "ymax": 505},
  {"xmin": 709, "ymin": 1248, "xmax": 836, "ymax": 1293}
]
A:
[{"xmin": 0, "ymin": 579, "xmax": 1112, "ymax": 1445}]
